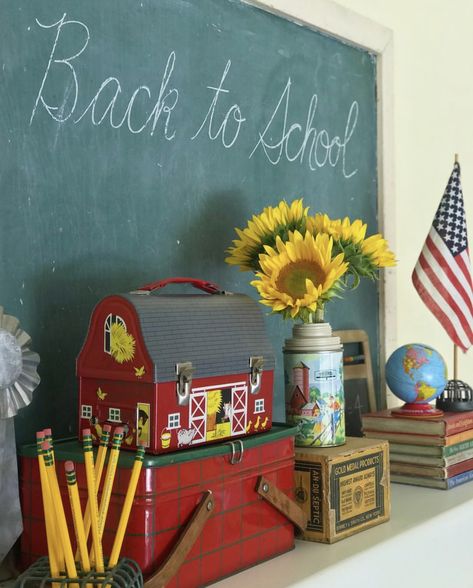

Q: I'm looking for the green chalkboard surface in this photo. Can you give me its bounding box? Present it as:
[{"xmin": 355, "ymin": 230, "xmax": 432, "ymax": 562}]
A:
[{"xmin": 0, "ymin": 0, "xmax": 378, "ymax": 445}]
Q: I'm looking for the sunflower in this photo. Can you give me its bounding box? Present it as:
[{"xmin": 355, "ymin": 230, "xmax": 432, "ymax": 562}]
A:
[
  {"xmin": 309, "ymin": 213, "xmax": 367, "ymax": 243},
  {"xmin": 250, "ymin": 231, "xmax": 348, "ymax": 321},
  {"xmin": 309, "ymin": 214, "xmax": 396, "ymax": 285},
  {"xmin": 110, "ymin": 322, "xmax": 136, "ymax": 364},
  {"xmin": 362, "ymin": 234, "xmax": 396, "ymax": 267},
  {"xmin": 225, "ymin": 199, "xmax": 309, "ymax": 271}
]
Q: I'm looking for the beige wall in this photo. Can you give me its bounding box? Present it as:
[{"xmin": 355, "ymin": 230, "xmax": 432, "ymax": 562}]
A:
[{"xmin": 334, "ymin": 0, "xmax": 473, "ymax": 392}]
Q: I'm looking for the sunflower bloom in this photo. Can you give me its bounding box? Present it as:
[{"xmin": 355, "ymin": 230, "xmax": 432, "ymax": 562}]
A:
[
  {"xmin": 251, "ymin": 231, "xmax": 348, "ymax": 320},
  {"xmin": 362, "ymin": 234, "xmax": 396, "ymax": 267},
  {"xmin": 308, "ymin": 213, "xmax": 367, "ymax": 244},
  {"xmin": 226, "ymin": 199, "xmax": 309, "ymax": 271},
  {"xmin": 110, "ymin": 322, "xmax": 136, "ymax": 363}
]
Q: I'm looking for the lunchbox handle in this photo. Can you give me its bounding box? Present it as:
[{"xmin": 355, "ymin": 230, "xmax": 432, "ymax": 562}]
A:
[{"xmin": 137, "ymin": 277, "xmax": 223, "ymax": 295}]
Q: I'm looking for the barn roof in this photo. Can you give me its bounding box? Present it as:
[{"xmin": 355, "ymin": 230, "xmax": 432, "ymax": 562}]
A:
[{"xmin": 121, "ymin": 292, "xmax": 275, "ymax": 382}]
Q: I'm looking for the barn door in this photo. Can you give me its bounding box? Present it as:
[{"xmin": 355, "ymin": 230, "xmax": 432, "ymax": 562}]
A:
[
  {"xmin": 189, "ymin": 391, "xmax": 207, "ymax": 444},
  {"xmin": 231, "ymin": 385, "xmax": 247, "ymax": 435}
]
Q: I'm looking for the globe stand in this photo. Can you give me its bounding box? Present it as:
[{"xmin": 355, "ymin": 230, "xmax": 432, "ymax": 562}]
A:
[
  {"xmin": 436, "ymin": 380, "xmax": 473, "ymax": 412},
  {"xmin": 391, "ymin": 402, "xmax": 443, "ymax": 419}
]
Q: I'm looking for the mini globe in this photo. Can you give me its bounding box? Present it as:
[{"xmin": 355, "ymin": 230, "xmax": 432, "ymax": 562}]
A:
[{"xmin": 386, "ymin": 344, "xmax": 448, "ymax": 416}]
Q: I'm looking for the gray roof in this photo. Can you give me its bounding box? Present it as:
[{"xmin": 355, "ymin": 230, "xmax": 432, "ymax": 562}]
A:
[{"xmin": 121, "ymin": 292, "xmax": 275, "ymax": 383}]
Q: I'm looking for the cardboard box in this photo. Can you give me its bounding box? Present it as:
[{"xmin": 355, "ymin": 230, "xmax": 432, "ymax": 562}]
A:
[{"xmin": 294, "ymin": 437, "xmax": 390, "ymax": 543}]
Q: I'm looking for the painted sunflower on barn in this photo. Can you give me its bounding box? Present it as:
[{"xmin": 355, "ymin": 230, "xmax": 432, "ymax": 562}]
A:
[{"xmin": 225, "ymin": 199, "xmax": 395, "ymax": 322}]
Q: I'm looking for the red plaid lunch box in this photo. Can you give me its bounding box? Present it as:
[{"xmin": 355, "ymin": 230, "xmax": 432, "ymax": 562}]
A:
[{"xmin": 19, "ymin": 425, "xmax": 305, "ymax": 587}]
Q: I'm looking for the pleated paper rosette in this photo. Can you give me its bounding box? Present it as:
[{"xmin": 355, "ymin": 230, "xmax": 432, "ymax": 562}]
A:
[{"xmin": 0, "ymin": 306, "xmax": 40, "ymax": 418}]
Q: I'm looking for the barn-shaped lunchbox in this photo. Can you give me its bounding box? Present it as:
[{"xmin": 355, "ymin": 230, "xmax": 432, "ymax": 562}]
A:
[{"xmin": 77, "ymin": 278, "xmax": 275, "ymax": 453}]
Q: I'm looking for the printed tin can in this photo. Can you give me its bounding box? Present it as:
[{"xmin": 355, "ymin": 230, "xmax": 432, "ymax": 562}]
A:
[{"xmin": 284, "ymin": 322, "xmax": 345, "ymax": 447}]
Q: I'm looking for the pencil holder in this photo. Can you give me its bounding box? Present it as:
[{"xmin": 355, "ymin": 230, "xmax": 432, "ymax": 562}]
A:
[{"xmin": 14, "ymin": 557, "xmax": 143, "ymax": 587}]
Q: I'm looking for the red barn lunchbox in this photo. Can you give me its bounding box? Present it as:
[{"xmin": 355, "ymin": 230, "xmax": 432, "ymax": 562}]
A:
[{"xmin": 77, "ymin": 278, "xmax": 275, "ymax": 453}]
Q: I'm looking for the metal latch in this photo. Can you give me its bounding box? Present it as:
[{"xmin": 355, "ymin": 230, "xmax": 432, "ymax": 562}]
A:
[
  {"xmin": 226, "ymin": 439, "xmax": 244, "ymax": 465},
  {"xmin": 176, "ymin": 362, "xmax": 194, "ymax": 406},
  {"xmin": 249, "ymin": 356, "xmax": 264, "ymax": 394}
]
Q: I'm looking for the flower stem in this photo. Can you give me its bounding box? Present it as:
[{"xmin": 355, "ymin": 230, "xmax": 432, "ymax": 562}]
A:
[{"xmin": 313, "ymin": 306, "xmax": 325, "ymax": 323}]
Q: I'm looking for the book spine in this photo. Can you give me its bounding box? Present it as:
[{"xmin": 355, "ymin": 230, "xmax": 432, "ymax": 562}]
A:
[
  {"xmin": 445, "ymin": 414, "xmax": 473, "ymax": 435},
  {"xmin": 446, "ymin": 457, "xmax": 473, "ymax": 478},
  {"xmin": 447, "ymin": 468, "xmax": 473, "ymax": 489},
  {"xmin": 444, "ymin": 438, "xmax": 473, "ymax": 457}
]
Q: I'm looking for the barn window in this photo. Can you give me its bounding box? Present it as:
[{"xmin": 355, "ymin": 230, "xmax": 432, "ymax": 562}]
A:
[
  {"xmin": 104, "ymin": 314, "xmax": 126, "ymax": 354},
  {"xmin": 109, "ymin": 407, "xmax": 121, "ymax": 422},
  {"xmin": 81, "ymin": 404, "xmax": 92, "ymax": 419},
  {"xmin": 168, "ymin": 413, "xmax": 180, "ymax": 429},
  {"xmin": 255, "ymin": 399, "xmax": 265, "ymax": 414}
]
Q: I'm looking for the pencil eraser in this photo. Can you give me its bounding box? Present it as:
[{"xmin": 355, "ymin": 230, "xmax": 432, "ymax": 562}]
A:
[
  {"xmin": 114, "ymin": 427, "xmax": 124, "ymax": 435},
  {"xmin": 64, "ymin": 461, "xmax": 75, "ymax": 472},
  {"xmin": 41, "ymin": 441, "xmax": 51, "ymax": 451},
  {"xmin": 44, "ymin": 428, "xmax": 52, "ymax": 436},
  {"xmin": 82, "ymin": 428, "xmax": 91, "ymax": 436},
  {"xmin": 103, "ymin": 424, "xmax": 112, "ymax": 432},
  {"xmin": 36, "ymin": 431, "xmax": 45, "ymax": 440}
]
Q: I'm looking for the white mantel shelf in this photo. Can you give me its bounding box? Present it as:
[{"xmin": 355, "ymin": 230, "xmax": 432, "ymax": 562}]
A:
[{"xmin": 215, "ymin": 482, "xmax": 473, "ymax": 588}]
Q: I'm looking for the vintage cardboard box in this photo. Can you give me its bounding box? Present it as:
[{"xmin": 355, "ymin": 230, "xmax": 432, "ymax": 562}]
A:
[{"xmin": 294, "ymin": 436, "xmax": 390, "ymax": 543}]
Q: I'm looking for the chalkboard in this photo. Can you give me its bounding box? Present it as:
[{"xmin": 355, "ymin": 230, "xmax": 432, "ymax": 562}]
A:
[{"xmin": 0, "ymin": 0, "xmax": 378, "ymax": 445}]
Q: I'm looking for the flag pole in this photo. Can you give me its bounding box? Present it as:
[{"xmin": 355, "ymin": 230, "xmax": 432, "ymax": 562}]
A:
[{"xmin": 454, "ymin": 153, "xmax": 459, "ymax": 383}]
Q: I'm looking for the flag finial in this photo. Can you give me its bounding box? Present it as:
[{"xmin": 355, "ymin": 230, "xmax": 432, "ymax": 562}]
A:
[{"xmin": 455, "ymin": 153, "xmax": 459, "ymax": 164}]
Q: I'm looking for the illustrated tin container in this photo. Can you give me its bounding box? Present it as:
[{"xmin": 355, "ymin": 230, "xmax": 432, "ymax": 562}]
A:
[
  {"xmin": 77, "ymin": 277, "xmax": 275, "ymax": 454},
  {"xmin": 284, "ymin": 322, "xmax": 345, "ymax": 447}
]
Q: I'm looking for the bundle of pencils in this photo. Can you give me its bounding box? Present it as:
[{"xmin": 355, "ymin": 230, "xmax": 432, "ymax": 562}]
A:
[{"xmin": 36, "ymin": 426, "xmax": 145, "ymax": 582}]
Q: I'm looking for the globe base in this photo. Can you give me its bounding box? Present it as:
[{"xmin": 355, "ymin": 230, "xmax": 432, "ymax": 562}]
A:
[{"xmin": 391, "ymin": 402, "xmax": 444, "ymax": 419}]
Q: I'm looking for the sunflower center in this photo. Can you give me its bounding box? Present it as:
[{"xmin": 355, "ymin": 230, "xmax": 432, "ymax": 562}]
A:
[{"xmin": 276, "ymin": 260, "xmax": 325, "ymax": 298}]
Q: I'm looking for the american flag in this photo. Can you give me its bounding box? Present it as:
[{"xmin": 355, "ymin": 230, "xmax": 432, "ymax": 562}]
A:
[{"xmin": 412, "ymin": 162, "xmax": 473, "ymax": 351}]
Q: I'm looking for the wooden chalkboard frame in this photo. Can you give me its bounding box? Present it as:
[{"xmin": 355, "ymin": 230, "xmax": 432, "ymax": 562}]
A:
[{"xmin": 246, "ymin": 0, "xmax": 396, "ymax": 408}]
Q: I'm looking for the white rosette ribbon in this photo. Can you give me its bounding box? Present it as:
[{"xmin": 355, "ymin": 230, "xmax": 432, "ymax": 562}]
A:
[
  {"xmin": 0, "ymin": 306, "xmax": 40, "ymax": 418},
  {"xmin": 0, "ymin": 306, "xmax": 40, "ymax": 566}
]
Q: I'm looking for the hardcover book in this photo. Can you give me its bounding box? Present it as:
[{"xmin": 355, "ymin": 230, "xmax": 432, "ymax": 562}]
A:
[
  {"xmin": 363, "ymin": 426, "xmax": 473, "ymax": 446},
  {"xmin": 390, "ymin": 456, "xmax": 473, "ymax": 479},
  {"xmin": 390, "ymin": 447, "xmax": 473, "ymax": 467},
  {"xmin": 362, "ymin": 409, "xmax": 473, "ymax": 436},
  {"xmin": 391, "ymin": 469, "xmax": 473, "ymax": 490},
  {"xmin": 389, "ymin": 438, "xmax": 473, "ymax": 457}
]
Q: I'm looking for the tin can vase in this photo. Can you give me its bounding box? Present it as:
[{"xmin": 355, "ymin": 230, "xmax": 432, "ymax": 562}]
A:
[{"xmin": 284, "ymin": 322, "xmax": 345, "ymax": 447}]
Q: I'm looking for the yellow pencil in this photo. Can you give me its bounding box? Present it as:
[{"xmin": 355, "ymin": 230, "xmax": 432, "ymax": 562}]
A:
[
  {"xmin": 42, "ymin": 441, "xmax": 78, "ymax": 583},
  {"xmin": 36, "ymin": 432, "xmax": 61, "ymax": 581},
  {"xmin": 109, "ymin": 444, "xmax": 145, "ymax": 568},
  {"xmin": 65, "ymin": 461, "xmax": 90, "ymax": 576},
  {"xmin": 82, "ymin": 429, "xmax": 104, "ymax": 573},
  {"xmin": 44, "ymin": 428, "xmax": 54, "ymax": 464},
  {"xmin": 78, "ymin": 423, "xmax": 111, "ymax": 561},
  {"xmin": 96, "ymin": 427, "xmax": 124, "ymax": 546}
]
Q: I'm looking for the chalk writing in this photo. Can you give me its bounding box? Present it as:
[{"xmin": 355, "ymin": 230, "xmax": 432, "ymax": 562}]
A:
[
  {"xmin": 249, "ymin": 78, "xmax": 358, "ymax": 178},
  {"xmin": 29, "ymin": 12, "xmax": 360, "ymax": 177},
  {"xmin": 30, "ymin": 14, "xmax": 179, "ymax": 139},
  {"xmin": 191, "ymin": 60, "xmax": 246, "ymax": 148}
]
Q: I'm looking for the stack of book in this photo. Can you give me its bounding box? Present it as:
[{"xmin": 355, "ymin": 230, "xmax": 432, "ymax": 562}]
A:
[{"xmin": 361, "ymin": 409, "xmax": 473, "ymax": 489}]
